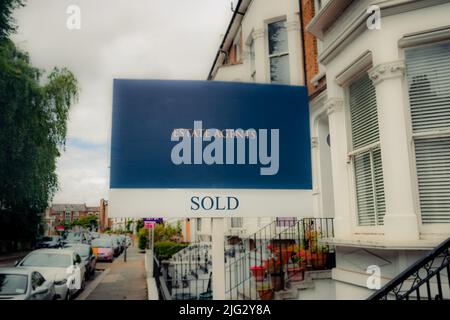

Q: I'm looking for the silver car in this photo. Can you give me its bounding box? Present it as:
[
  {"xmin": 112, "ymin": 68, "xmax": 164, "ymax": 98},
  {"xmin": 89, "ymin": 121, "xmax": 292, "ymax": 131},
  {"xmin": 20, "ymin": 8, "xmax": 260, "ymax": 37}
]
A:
[
  {"xmin": 16, "ymin": 249, "xmax": 86, "ymax": 300},
  {"xmin": 0, "ymin": 268, "xmax": 57, "ymax": 300}
]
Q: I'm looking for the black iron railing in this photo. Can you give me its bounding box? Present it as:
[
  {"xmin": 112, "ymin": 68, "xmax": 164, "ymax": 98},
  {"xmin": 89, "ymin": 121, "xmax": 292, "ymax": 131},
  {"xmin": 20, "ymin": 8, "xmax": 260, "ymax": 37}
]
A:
[
  {"xmin": 156, "ymin": 243, "xmax": 213, "ymax": 300},
  {"xmin": 225, "ymin": 218, "xmax": 334, "ymax": 300},
  {"xmin": 368, "ymin": 237, "xmax": 450, "ymax": 300}
]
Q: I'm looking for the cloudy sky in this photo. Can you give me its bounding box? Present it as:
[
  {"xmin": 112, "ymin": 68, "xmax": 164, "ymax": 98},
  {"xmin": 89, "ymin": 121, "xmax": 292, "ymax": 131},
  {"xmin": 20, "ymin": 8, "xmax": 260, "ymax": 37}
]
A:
[{"xmin": 12, "ymin": 0, "xmax": 233, "ymax": 206}]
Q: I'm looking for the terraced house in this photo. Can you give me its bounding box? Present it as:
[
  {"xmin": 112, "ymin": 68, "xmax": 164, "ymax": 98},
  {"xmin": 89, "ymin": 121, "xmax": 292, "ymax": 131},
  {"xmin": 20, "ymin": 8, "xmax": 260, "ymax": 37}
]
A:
[{"xmin": 205, "ymin": 0, "xmax": 450, "ymax": 299}]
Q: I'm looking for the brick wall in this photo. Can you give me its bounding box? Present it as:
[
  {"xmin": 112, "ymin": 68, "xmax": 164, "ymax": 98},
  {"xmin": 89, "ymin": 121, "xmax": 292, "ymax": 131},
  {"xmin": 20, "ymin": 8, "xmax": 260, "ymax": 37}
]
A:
[{"xmin": 301, "ymin": 0, "xmax": 326, "ymax": 98}]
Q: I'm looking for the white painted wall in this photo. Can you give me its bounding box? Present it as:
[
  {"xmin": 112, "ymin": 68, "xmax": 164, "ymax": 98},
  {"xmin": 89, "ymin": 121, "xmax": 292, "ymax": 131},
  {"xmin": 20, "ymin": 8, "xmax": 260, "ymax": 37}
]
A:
[
  {"xmin": 214, "ymin": 0, "xmax": 305, "ymax": 86},
  {"xmin": 310, "ymin": 0, "xmax": 450, "ymax": 291},
  {"xmin": 321, "ymin": 1, "xmax": 450, "ymax": 242}
]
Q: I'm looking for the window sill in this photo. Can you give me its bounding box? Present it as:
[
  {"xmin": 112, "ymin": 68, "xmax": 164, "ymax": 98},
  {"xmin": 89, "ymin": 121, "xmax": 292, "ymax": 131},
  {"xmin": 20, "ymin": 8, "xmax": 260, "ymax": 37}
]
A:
[{"xmin": 321, "ymin": 237, "xmax": 443, "ymax": 251}]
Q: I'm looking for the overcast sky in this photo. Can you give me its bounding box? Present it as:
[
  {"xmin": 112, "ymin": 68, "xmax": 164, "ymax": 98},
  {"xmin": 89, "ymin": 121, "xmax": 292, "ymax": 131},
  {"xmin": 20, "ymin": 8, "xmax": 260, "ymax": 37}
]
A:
[{"xmin": 12, "ymin": 0, "xmax": 233, "ymax": 206}]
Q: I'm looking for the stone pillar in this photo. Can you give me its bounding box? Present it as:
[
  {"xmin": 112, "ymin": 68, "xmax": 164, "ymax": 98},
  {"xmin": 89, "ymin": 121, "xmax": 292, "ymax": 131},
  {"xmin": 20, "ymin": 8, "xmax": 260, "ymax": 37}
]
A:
[
  {"xmin": 368, "ymin": 61, "xmax": 419, "ymax": 241},
  {"xmin": 252, "ymin": 28, "xmax": 267, "ymax": 83},
  {"xmin": 326, "ymin": 98, "xmax": 352, "ymax": 239},
  {"xmin": 286, "ymin": 19, "xmax": 304, "ymax": 85},
  {"xmin": 310, "ymin": 136, "xmax": 322, "ymax": 217}
]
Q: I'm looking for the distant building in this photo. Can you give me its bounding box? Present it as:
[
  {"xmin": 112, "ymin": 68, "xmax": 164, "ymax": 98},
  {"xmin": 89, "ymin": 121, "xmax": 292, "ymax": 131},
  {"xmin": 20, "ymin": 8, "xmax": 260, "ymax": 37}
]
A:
[{"xmin": 47, "ymin": 203, "xmax": 100, "ymax": 233}]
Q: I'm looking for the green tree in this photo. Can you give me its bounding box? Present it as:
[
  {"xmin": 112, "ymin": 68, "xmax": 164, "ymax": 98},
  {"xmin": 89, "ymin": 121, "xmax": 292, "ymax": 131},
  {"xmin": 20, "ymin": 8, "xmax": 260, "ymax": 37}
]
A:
[
  {"xmin": 0, "ymin": 0, "xmax": 24, "ymax": 39},
  {"xmin": 0, "ymin": 7, "xmax": 79, "ymax": 246},
  {"xmin": 72, "ymin": 214, "xmax": 98, "ymax": 230}
]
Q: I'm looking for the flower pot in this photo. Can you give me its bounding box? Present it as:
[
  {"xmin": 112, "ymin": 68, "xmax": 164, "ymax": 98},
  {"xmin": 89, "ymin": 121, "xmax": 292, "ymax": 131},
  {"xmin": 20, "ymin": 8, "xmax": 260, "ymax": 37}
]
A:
[
  {"xmin": 312, "ymin": 253, "xmax": 327, "ymax": 269},
  {"xmin": 257, "ymin": 289, "xmax": 274, "ymax": 300},
  {"xmin": 250, "ymin": 266, "xmax": 266, "ymax": 281},
  {"xmin": 287, "ymin": 267, "xmax": 305, "ymax": 282}
]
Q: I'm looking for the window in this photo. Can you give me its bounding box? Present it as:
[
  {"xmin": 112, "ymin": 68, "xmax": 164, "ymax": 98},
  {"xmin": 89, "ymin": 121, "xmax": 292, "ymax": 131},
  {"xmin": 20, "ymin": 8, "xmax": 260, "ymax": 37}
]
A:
[
  {"xmin": 405, "ymin": 41, "xmax": 450, "ymax": 224},
  {"xmin": 268, "ymin": 20, "xmax": 290, "ymax": 84},
  {"xmin": 227, "ymin": 30, "xmax": 242, "ymax": 65},
  {"xmin": 349, "ymin": 73, "xmax": 386, "ymax": 226},
  {"xmin": 230, "ymin": 217, "xmax": 243, "ymax": 228},
  {"xmin": 65, "ymin": 211, "xmax": 71, "ymax": 222},
  {"xmin": 276, "ymin": 217, "xmax": 296, "ymax": 227},
  {"xmin": 196, "ymin": 218, "xmax": 202, "ymax": 232},
  {"xmin": 314, "ymin": 0, "xmax": 323, "ymax": 13},
  {"xmin": 250, "ymin": 40, "xmax": 256, "ymax": 81}
]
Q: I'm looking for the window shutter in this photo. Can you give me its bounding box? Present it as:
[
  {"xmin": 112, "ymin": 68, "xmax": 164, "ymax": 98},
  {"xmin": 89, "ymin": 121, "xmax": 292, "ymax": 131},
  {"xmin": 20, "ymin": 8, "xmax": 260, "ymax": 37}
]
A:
[
  {"xmin": 406, "ymin": 42, "xmax": 450, "ymax": 224},
  {"xmin": 349, "ymin": 74, "xmax": 380, "ymax": 150},
  {"xmin": 349, "ymin": 73, "xmax": 386, "ymax": 226}
]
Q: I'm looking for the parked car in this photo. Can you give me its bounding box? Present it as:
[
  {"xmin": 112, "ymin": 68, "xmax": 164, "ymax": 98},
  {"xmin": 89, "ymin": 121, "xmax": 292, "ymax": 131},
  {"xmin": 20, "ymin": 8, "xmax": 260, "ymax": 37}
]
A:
[
  {"xmin": 63, "ymin": 243, "xmax": 96, "ymax": 280},
  {"xmin": 35, "ymin": 236, "xmax": 61, "ymax": 249},
  {"xmin": 63, "ymin": 232, "xmax": 90, "ymax": 245},
  {"xmin": 0, "ymin": 268, "xmax": 57, "ymax": 300},
  {"xmin": 15, "ymin": 249, "xmax": 86, "ymax": 300},
  {"xmin": 125, "ymin": 236, "xmax": 132, "ymax": 247},
  {"xmin": 91, "ymin": 238, "xmax": 114, "ymax": 262},
  {"xmin": 109, "ymin": 236, "xmax": 121, "ymax": 257}
]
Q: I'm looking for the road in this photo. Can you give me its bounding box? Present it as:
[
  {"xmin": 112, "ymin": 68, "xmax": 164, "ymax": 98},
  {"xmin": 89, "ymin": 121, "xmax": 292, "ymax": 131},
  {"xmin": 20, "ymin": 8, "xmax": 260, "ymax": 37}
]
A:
[{"xmin": 0, "ymin": 247, "xmax": 146, "ymax": 300}]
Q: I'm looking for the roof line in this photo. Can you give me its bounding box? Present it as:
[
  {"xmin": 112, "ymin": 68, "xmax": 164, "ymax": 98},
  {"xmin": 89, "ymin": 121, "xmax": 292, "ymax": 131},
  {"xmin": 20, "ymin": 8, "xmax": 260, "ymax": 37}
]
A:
[{"xmin": 207, "ymin": 0, "xmax": 245, "ymax": 80}]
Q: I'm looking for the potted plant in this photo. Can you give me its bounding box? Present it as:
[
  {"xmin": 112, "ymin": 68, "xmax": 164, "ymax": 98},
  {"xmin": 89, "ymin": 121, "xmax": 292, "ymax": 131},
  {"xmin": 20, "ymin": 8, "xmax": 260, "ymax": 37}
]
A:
[
  {"xmin": 256, "ymin": 282, "xmax": 273, "ymax": 300},
  {"xmin": 250, "ymin": 265, "xmax": 267, "ymax": 281},
  {"xmin": 265, "ymin": 257, "xmax": 284, "ymax": 291}
]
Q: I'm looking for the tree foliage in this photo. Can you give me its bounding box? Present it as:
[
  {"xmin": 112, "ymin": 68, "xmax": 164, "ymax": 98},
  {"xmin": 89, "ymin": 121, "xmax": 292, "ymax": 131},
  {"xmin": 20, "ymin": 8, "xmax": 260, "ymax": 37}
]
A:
[
  {"xmin": 72, "ymin": 214, "xmax": 99, "ymax": 230},
  {"xmin": 0, "ymin": 37, "xmax": 79, "ymax": 242},
  {"xmin": 0, "ymin": 0, "xmax": 24, "ymax": 39}
]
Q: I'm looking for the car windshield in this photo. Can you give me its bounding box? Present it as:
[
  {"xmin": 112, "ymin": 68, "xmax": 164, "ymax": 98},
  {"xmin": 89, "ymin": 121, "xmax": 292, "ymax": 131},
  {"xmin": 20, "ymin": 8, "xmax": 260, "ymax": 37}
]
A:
[
  {"xmin": 65, "ymin": 233, "xmax": 81, "ymax": 241},
  {"xmin": 64, "ymin": 245, "xmax": 90, "ymax": 257},
  {"xmin": 0, "ymin": 274, "xmax": 28, "ymax": 295},
  {"xmin": 92, "ymin": 239, "xmax": 111, "ymax": 248},
  {"xmin": 21, "ymin": 252, "xmax": 72, "ymax": 268}
]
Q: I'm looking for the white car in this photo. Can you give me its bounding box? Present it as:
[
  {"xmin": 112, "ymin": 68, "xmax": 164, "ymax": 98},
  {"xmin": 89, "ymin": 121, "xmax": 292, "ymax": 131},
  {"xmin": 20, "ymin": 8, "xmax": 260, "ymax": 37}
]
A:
[{"xmin": 15, "ymin": 249, "xmax": 86, "ymax": 300}]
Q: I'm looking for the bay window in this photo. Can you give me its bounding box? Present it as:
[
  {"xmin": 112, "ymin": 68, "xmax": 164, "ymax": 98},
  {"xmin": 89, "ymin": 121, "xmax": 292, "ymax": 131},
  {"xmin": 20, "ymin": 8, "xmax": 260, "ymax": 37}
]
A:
[
  {"xmin": 349, "ymin": 73, "xmax": 386, "ymax": 226},
  {"xmin": 405, "ymin": 41, "xmax": 450, "ymax": 224}
]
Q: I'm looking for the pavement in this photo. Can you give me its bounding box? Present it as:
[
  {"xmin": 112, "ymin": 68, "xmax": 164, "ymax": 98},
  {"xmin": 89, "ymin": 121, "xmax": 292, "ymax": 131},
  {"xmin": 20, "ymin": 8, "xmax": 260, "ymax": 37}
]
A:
[{"xmin": 81, "ymin": 245, "xmax": 148, "ymax": 300}]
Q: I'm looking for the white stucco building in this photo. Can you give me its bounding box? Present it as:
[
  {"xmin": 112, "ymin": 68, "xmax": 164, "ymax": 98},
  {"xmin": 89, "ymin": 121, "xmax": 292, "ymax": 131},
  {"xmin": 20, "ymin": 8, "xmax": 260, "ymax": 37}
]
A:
[
  {"xmin": 306, "ymin": 0, "xmax": 450, "ymax": 297},
  {"xmin": 191, "ymin": 0, "xmax": 308, "ymax": 242},
  {"xmin": 206, "ymin": 0, "xmax": 450, "ymax": 299}
]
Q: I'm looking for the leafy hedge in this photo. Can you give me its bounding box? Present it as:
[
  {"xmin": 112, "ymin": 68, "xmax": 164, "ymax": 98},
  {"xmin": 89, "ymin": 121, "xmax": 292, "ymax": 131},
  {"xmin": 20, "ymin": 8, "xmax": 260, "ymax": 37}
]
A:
[{"xmin": 154, "ymin": 241, "xmax": 188, "ymax": 260}]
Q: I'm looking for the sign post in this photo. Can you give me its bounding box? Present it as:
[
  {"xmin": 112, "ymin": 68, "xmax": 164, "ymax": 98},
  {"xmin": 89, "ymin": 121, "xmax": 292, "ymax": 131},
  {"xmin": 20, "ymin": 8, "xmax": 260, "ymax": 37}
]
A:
[
  {"xmin": 211, "ymin": 218, "xmax": 225, "ymax": 300},
  {"xmin": 144, "ymin": 220, "xmax": 156, "ymax": 253}
]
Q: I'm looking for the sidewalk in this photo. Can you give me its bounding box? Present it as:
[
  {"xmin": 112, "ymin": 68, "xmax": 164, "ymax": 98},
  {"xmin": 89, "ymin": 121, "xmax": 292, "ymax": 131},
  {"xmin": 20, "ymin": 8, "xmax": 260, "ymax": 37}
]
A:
[{"xmin": 84, "ymin": 245, "xmax": 148, "ymax": 300}]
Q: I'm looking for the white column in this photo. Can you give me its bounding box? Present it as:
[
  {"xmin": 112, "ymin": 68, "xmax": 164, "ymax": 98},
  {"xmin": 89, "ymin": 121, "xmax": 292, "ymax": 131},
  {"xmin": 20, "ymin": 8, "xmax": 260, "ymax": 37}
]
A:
[
  {"xmin": 252, "ymin": 28, "xmax": 267, "ymax": 83},
  {"xmin": 211, "ymin": 217, "xmax": 225, "ymax": 300},
  {"xmin": 286, "ymin": 19, "xmax": 304, "ymax": 86},
  {"xmin": 368, "ymin": 61, "xmax": 419, "ymax": 241},
  {"xmin": 310, "ymin": 135, "xmax": 322, "ymax": 217},
  {"xmin": 326, "ymin": 98, "xmax": 353, "ymax": 239}
]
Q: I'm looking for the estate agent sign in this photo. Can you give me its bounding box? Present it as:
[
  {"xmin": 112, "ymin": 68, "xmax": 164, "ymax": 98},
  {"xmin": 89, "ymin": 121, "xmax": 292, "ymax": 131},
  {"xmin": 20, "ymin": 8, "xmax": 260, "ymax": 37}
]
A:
[{"xmin": 109, "ymin": 80, "xmax": 312, "ymax": 218}]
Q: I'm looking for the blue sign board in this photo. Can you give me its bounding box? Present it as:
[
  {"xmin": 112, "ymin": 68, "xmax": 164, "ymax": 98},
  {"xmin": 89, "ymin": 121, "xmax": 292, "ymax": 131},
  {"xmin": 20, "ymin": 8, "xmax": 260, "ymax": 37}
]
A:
[{"xmin": 110, "ymin": 80, "xmax": 311, "ymax": 190}]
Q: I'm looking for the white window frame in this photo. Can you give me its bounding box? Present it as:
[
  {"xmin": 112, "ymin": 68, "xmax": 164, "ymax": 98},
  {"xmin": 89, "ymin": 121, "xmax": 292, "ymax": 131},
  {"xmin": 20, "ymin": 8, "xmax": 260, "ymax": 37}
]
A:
[
  {"xmin": 402, "ymin": 38, "xmax": 450, "ymax": 232},
  {"xmin": 345, "ymin": 70, "xmax": 385, "ymax": 230},
  {"xmin": 265, "ymin": 17, "xmax": 290, "ymax": 84}
]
